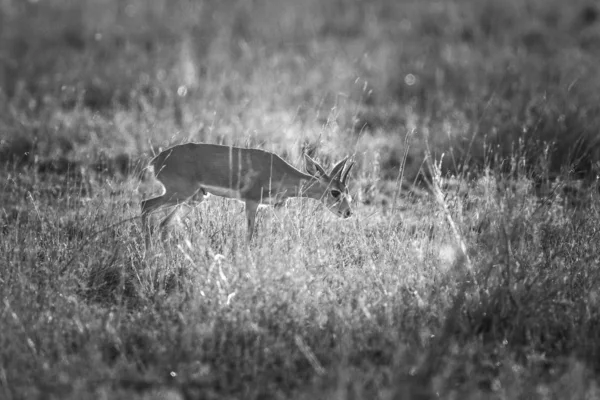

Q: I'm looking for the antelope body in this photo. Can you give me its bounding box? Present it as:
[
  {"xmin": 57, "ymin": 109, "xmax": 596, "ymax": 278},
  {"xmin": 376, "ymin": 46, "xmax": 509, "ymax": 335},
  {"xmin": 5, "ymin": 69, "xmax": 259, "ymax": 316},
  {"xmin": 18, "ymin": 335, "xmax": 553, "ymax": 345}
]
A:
[{"xmin": 141, "ymin": 143, "xmax": 353, "ymax": 245}]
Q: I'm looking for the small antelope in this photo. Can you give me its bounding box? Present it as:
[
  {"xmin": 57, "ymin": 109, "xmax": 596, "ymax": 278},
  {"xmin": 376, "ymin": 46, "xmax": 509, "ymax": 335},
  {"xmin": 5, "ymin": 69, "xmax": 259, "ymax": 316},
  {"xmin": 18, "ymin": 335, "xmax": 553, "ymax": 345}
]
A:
[{"xmin": 141, "ymin": 143, "xmax": 354, "ymax": 245}]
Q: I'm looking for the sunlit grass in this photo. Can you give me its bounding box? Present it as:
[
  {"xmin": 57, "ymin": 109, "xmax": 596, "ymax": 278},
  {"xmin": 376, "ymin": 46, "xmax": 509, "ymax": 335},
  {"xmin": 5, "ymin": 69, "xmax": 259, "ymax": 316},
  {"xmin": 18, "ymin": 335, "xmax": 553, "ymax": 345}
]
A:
[
  {"xmin": 3, "ymin": 0, "xmax": 600, "ymax": 398},
  {"xmin": 3, "ymin": 160, "xmax": 600, "ymax": 398}
]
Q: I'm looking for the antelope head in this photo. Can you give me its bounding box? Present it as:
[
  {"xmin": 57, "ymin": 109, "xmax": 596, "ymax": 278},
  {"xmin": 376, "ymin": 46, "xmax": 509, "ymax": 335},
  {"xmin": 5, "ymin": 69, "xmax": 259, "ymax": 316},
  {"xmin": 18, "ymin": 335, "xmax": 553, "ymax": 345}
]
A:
[{"xmin": 304, "ymin": 154, "xmax": 354, "ymax": 218}]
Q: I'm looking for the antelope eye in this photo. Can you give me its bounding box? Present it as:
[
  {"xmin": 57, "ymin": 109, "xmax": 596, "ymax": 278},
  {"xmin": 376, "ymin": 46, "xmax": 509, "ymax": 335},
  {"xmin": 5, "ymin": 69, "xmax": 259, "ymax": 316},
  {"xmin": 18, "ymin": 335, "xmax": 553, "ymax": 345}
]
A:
[{"xmin": 331, "ymin": 190, "xmax": 341, "ymax": 198}]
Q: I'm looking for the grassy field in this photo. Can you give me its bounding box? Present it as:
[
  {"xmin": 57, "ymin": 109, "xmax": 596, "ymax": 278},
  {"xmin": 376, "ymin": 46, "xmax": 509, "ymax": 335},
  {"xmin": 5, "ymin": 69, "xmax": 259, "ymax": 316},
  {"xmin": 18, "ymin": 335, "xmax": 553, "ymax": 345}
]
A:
[{"xmin": 2, "ymin": 0, "xmax": 600, "ymax": 398}]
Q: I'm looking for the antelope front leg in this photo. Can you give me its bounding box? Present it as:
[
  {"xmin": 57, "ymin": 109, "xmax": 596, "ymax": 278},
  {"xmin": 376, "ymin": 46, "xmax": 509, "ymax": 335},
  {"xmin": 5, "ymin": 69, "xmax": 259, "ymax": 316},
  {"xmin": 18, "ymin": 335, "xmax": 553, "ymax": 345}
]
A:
[
  {"xmin": 245, "ymin": 200, "xmax": 259, "ymax": 242},
  {"xmin": 159, "ymin": 204, "xmax": 182, "ymax": 230}
]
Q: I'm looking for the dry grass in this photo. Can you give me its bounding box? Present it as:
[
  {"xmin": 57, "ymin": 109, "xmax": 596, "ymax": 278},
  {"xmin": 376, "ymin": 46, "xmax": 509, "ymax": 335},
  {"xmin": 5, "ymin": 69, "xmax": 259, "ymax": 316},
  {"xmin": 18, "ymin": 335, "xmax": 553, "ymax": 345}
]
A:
[{"xmin": 2, "ymin": 0, "xmax": 600, "ymax": 398}]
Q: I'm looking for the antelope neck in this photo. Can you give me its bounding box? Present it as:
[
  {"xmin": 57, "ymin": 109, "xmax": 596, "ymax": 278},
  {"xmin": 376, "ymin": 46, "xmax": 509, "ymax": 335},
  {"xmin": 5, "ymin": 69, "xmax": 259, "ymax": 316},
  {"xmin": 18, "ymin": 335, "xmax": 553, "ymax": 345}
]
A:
[{"xmin": 298, "ymin": 177, "xmax": 324, "ymax": 199}]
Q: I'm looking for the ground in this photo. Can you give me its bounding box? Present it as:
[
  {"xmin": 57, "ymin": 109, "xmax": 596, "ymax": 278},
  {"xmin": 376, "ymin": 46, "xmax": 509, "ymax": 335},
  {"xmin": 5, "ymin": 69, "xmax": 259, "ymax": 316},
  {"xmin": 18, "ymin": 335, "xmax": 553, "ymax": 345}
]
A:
[{"xmin": 2, "ymin": 0, "xmax": 600, "ymax": 399}]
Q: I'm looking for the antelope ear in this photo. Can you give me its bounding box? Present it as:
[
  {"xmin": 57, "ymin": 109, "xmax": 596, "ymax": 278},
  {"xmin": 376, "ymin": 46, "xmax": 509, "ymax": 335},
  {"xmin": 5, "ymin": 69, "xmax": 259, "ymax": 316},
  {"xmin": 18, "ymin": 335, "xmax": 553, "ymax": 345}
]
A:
[
  {"xmin": 329, "ymin": 157, "xmax": 348, "ymax": 180},
  {"xmin": 304, "ymin": 154, "xmax": 327, "ymax": 178},
  {"xmin": 342, "ymin": 161, "xmax": 354, "ymax": 184}
]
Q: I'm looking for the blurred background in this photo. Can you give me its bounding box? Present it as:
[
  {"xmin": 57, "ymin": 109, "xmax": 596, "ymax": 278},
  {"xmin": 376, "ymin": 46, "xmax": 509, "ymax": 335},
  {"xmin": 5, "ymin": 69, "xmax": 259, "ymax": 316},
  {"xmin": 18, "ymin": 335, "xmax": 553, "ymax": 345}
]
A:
[{"xmin": 1, "ymin": 0, "xmax": 600, "ymax": 184}]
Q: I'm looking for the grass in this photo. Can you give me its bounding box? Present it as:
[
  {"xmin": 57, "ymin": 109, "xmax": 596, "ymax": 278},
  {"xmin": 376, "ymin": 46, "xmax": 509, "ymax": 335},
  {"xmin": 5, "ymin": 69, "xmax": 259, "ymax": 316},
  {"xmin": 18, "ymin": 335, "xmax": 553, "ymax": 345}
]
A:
[{"xmin": 2, "ymin": 0, "xmax": 600, "ymax": 398}]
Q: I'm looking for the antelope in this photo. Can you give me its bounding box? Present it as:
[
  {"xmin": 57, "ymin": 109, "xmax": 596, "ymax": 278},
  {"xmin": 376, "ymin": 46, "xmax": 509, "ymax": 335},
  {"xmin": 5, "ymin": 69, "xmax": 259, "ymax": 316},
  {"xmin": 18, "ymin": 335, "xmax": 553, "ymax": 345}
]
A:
[{"xmin": 141, "ymin": 143, "xmax": 354, "ymax": 245}]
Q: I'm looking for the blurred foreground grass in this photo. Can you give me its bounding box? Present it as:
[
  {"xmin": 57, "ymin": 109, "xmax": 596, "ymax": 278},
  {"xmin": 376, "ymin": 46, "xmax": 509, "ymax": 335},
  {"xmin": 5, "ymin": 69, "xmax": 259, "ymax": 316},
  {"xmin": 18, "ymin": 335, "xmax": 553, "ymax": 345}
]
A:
[{"xmin": 2, "ymin": 0, "xmax": 600, "ymax": 398}]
